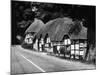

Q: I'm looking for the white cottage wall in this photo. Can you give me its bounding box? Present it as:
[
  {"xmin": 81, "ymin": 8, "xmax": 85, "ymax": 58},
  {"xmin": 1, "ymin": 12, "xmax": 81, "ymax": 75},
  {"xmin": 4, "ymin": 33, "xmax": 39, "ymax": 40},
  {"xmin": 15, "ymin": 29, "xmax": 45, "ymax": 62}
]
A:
[
  {"xmin": 33, "ymin": 39, "xmax": 38, "ymax": 51},
  {"xmin": 24, "ymin": 34, "xmax": 33, "ymax": 44}
]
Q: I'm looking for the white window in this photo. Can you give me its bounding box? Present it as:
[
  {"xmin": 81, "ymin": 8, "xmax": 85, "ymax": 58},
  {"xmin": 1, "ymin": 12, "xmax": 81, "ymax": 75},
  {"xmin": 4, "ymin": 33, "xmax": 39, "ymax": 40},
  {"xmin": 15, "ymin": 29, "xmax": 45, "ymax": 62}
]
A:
[
  {"xmin": 75, "ymin": 44, "xmax": 79, "ymax": 49},
  {"xmin": 75, "ymin": 51, "xmax": 79, "ymax": 55},
  {"xmin": 64, "ymin": 39, "xmax": 71, "ymax": 45},
  {"xmin": 80, "ymin": 51, "xmax": 84, "ymax": 55},
  {"xmin": 80, "ymin": 43, "xmax": 87, "ymax": 47},
  {"xmin": 39, "ymin": 43, "xmax": 42, "ymax": 47},
  {"xmin": 29, "ymin": 38, "xmax": 33, "ymax": 44},
  {"xmin": 71, "ymin": 50, "xmax": 75, "ymax": 55},
  {"xmin": 45, "ymin": 44, "xmax": 49, "ymax": 47},
  {"xmin": 51, "ymin": 42, "xmax": 53, "ymax": 47},
  {"xmin": 57, "ymin": 45, "xmax": 60, "ymax": 51},
  {"xmin": 68, "ymin": 39, "xmax": 71, "ymax": 44},
  {"xmin": 41, "ymin": 38, "xmax": 44, "ymax": 44},
  {"xmin": 71, "ymin": 45, "xmax": 74, "ymax": 49},
  {"xmin": 47, "ymin": 37, "xmax": 50, "ymax": 43},
  {"xmin": 80, "ymin": 43, "xmax": 84, "ymax": 47},
  {"xmin": 64, "ymin": 39, "xmax": 68, "ymax": 45}
]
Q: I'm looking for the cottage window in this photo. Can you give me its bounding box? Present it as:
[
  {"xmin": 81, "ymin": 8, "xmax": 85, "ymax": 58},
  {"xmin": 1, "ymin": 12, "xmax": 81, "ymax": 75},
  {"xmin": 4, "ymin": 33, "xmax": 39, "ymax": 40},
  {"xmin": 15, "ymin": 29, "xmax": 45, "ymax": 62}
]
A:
[
  {"xmin": 80, "ymin": 43, "xmax": 84, "ymax": 47},
  {"xmin": 39, "ymin": 43, "xmax": 42, "ymax": 47},
  {"xmin": 47, "ymin": 37, "xmax": 51, "ymax": 43},
  {"xmin": 75, "ymin": 44, "xmax": 79, "ymax": 50},
  {"xmin": 79, "ymin": 40, "xmax": 87, "ymax": 56},
  {"xmin": 68, "ymin": 39, "xmax": 71, "ymax": 44},
  {"xmin": 71, "ymin": 45, "xmax": 75, "ymax": 55},
  {"xmin": 64, "ymin": 39, "xmax": 68, "ymax": 45},
  {"xmin": 64, "ymin": 39, "xmax": 71, "ymax": 45},
  {"xmin": 41, "ymin": 38, "xmax": 44, "ymax": 44},
  {"xmin": 63, "ymin": 35, "xmax": 70, "ymax": 45},
  {"xmin": 74, "ymin": 43, "xmax": 80, "ymax": 56},
  {"xmin": 28, "ymin": 38, "xmax": 33, "ymax": 44},
  {"xmin": 75, "ymin": 51, "xmax": 79, "ymax": 54},
  {"xmin": 51, "ymin": 42, "xmax": 53, "ymax": 47},
  {"xmin": 71, "ymin": 45, "xmax": 74, "ymax": 49},
  {"xmin": 57, "ymin": 45, "xmax": 60, "ymax": 51},
  {"xmin": 71, "ymin": 50, "xmax": 75, "ymax": 55},
  {"xmin": 45, "ymin": 44, "xmax": 49, "ymax": 47},
  {"xmin": 80, "ymin": 51, "xmax": 84, "ymax": 55}
]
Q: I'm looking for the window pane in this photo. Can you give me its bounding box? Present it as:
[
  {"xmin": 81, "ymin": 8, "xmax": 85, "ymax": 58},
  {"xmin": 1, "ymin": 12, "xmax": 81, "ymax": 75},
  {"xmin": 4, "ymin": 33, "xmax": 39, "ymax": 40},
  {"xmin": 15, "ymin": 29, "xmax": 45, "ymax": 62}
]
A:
[
  {"xmin": 71, "ymin": 45, "xmax": 74, "ymax": 49},
  {"xmin": 80, "ymin": 51, "xmax": 84, "ymax": 55},
  {"xmin": 75, "ymin": 50, "xmax": 79, "ymax": 55},
  {"xmin": 71, "ymin": 50, "xmax": 74, "ymax": 54},
  {"xmin": 68, "ymin": 39, "xmax": 71, "ymax": 44},
  {"xmin": 75, "ymin": 44, "xmax": 79, "ymax": 49}
]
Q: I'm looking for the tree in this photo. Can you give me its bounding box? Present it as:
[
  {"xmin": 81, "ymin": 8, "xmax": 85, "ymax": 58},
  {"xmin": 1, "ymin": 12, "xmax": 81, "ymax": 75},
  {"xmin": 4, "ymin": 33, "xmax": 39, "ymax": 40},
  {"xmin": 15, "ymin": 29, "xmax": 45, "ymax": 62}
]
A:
[{"xmin": 12, "ymin": 1, "xmax": 95, "ymax": 47}]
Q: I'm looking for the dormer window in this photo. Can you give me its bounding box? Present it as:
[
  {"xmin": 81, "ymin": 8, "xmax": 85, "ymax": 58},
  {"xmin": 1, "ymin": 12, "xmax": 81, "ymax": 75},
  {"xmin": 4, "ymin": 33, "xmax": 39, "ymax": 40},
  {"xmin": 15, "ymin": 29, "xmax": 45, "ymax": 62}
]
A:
[{"xmin": 63, "ymin": 35, "xmax": 71, "ymax": 45}]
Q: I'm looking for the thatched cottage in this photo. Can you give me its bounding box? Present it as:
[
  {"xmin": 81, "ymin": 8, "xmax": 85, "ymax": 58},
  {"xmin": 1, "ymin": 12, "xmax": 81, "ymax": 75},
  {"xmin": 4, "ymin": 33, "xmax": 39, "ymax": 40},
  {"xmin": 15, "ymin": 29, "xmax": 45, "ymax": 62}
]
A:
[
  {"xmin": 33, "ymin": 17, "xmax": 87, "ymax": 59},
  {"xmin": 22, "ymin": 18, "xmax": 44, "ymax": 49}
]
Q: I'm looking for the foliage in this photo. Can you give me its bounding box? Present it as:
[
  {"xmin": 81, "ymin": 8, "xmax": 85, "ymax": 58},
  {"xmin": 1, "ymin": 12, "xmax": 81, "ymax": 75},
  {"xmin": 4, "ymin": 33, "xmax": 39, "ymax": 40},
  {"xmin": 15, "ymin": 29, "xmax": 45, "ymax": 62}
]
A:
[{"xmin": 12, "ymin": 1, "xmax": 95, "ymax": 46}]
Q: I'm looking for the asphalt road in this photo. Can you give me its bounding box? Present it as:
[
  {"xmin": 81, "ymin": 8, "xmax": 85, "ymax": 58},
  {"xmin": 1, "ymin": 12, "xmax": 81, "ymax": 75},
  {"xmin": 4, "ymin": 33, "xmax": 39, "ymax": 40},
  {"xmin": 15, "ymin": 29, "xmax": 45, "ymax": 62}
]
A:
[{"xmin": 11, "ymin": 45, "xmax": 95, "ymax": 75}]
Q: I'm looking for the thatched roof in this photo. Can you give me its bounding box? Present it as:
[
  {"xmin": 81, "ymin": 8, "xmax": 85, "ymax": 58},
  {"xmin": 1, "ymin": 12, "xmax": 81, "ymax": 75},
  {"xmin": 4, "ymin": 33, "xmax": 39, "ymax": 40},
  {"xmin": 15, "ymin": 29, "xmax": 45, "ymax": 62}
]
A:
[
  {"xmin": 35, "ymin": 17, "xmax": 87, "ymax": 41},
  {"xmin": 25, "ymin": 18, "xmax": 44, "ymax": 34},
  {"xmin": 70, "ymin": 26, "xmax": 87, "ymax": 39}
]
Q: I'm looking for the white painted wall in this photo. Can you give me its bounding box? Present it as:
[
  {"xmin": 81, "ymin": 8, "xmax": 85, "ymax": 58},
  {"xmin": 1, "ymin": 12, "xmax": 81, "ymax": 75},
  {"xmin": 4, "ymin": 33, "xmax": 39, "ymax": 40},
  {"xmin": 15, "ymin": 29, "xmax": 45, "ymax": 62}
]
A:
[
  {"xmin": 64, "ymin": 39, "xmax": 71, "ymax": 45},
  {"xmin": 24, "ymin": 34, "xmax": 33, "ymax": 44},
  {"xmin": 33, "ymin": 39, "xmax": 38, "ymax": 50},
  {"xmin": 47, "ymin": 37, "xmax": 50, "ymax": 43}
]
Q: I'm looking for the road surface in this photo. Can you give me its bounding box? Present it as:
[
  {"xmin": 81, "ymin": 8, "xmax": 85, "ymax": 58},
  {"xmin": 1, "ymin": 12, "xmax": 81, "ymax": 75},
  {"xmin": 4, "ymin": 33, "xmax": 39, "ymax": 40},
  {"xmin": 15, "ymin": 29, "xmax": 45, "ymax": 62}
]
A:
[{"xmin": 11, "ymin": 45, "xmax": 95, "ymax": 75}]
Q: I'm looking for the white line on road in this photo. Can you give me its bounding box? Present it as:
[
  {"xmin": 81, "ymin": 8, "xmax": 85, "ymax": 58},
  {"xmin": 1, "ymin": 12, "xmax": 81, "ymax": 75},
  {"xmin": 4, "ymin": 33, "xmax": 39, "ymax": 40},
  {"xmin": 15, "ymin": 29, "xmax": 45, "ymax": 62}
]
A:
[{"xmin": 17, "ymin": 52, "xmax": 46, "ymax": 72}]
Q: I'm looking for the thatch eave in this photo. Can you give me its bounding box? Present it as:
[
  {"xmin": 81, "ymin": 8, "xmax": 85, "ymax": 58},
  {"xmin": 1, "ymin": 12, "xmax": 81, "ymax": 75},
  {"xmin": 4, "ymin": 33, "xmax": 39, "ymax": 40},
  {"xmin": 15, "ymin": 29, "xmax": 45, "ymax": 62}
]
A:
[{"xmin": 34, "ymin": 17, "xmax": 87, "ymax": 42}]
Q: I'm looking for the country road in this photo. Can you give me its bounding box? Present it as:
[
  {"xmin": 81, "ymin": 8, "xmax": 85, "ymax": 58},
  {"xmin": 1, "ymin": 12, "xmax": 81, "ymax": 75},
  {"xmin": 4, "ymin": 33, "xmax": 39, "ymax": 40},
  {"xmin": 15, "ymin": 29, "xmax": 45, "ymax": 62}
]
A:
[{"xmin": 11, "ymin": 45, "xmax": 95, "ymax": 75}]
